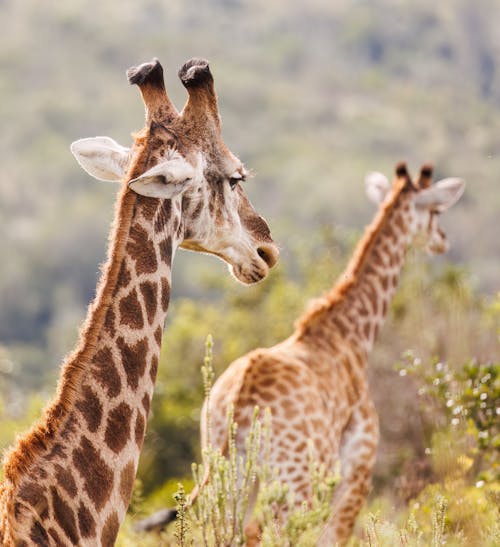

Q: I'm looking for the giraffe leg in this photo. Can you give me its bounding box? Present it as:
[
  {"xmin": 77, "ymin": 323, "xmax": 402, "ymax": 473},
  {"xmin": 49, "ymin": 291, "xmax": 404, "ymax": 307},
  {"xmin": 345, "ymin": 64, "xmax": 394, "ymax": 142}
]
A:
[
  {"xmin": 244, "ymin": 517, "xmax": 262, "ymax": 546},
  {"xmin": 318, "ymin": 399, "xmax": 379, "ymax": 546},
  {"xmin": 243, "ymin": 477, "xmax": 262, "ymax": 546}
]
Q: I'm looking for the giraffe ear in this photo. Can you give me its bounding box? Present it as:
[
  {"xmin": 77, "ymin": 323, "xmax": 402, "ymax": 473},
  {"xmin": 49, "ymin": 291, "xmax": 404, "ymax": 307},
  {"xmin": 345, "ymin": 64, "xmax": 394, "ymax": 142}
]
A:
[
  {"xmin": 128, "ymin": 155, "xmax": 196, "ymax": 199},
  {"xmin": 71, "ymin": 137, "xmax": 130, "ymax": 182},
  {"xmin": 415, "ymin": 178, "xmax": 465, "ymax": 212},
  {"xmin": 365, "ymin": 172, "xmax": 390, "ymax": 205}
]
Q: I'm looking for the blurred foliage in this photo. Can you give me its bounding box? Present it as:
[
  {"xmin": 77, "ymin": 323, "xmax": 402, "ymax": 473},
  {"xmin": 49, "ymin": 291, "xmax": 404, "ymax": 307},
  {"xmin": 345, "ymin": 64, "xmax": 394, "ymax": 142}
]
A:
[
  {"xmin": 1, "ymin": 248, "xmax": 499, "ymax": 542},
  {"xmin": 1, "ymin": 0, "xmax": 500, "ymax": 543},
  {"xmin": 402, "ymin": 356, "xmax": 500, "ymax": 482},
  {"xmin": 1, "ymin": 0, "xmax": 500, "ymax": 392},
  {"xmin": 118, "ymin": 332, "xmax": 500, "ymax": 546},
  {"xmin": 137, "ymin": 230, "xmax": 498, "ymax": 498},
  {"xmin": 357, "ymin": 353, "xmax": 500, "ymax": 546},
  {"xmin": 119, "ymin": 341, "xmax": 339, "ymax": 546}
]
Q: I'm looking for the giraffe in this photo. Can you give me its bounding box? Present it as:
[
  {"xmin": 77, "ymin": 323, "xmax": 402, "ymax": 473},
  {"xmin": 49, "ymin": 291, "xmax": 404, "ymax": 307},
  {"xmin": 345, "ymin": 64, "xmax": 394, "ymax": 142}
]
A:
[
  {"xmin": 0, "ymin": 58, "xmax": 279, "ymax": 546},
  {"xmin": 203, "ymin": 163, "xmax": 465, "ymax": 545}
]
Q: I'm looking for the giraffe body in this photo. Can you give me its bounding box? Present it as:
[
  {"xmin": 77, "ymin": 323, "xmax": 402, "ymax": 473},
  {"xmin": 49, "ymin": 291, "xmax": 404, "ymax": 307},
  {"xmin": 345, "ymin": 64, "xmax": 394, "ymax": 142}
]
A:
[
  {"xmin": 205, "ymin": 164, "xmax": 465, "ymax": 545},
  {"xmin": 0, "ymin": 58, "xmax": 278, "ymax": 546}
]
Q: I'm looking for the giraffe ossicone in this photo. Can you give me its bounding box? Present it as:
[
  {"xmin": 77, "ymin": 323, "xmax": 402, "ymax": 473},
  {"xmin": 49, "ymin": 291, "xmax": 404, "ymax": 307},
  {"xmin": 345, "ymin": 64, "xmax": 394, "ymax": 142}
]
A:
[
  {"xmin": 0, "ymin": 57, "xmax": 278, "ymax": 546},
  {"xmin": 201, "ymin": 162, "xmax": 464, "ymax": 545}
]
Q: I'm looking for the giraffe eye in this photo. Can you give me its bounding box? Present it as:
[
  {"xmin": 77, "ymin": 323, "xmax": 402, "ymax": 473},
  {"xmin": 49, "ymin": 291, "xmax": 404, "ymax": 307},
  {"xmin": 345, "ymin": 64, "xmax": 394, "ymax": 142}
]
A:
[{"xmin": 228, "ymin": 173, "xmax": 244, "ymax": 190}]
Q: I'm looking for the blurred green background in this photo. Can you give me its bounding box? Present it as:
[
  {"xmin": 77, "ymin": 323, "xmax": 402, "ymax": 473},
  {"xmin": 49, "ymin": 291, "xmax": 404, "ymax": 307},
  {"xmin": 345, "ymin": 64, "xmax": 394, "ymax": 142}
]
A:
[{"xmin": 1, "ymin": 0, "xmax": 499, "ymax": 541}]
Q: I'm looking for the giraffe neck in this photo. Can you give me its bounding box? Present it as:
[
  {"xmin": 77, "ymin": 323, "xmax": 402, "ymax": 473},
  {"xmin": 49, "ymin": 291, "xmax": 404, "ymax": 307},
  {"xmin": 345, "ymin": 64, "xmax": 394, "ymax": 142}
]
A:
[
  {"xmin": 297, "ymin": 189, "xmax": 414, "ymax": 354},
  {"xmin": 1, "ymin": 187, "xmax": 182, "ymax": 545}
]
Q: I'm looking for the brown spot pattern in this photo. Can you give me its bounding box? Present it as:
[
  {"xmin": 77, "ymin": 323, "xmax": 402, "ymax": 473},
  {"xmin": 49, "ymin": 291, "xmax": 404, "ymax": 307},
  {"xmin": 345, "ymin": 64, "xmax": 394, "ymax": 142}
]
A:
[
  {"xmin": 55, "ymin": 464, "xmax": 77, "ymax": 498},
  {"xmin": 18, "ymin": 482, "xmax": 45, "ymax": 507},
  {"xmin": 91, "ymin": 346, "xmax": 122, "ymax": 398},
  {"xmin": 154, "ymin": 325, "xmax": 163, "ymax": 346},
  {"xmin": 119, "ymin": 461, "xmax": 136, "ymax": 505},
  {"xmin": 126, "ymin": 224, "xmax": 158, "ymax": 275},
  {"xmin": 140, "ymin": 281, "xmax": 158, "ymax": 325},
  {"xmin": 160, "ymin": 278, "xmax": 170, "ymax": 312},
  {"xmin": 13, "ymin": 502, "xmax": 23, "ymax": 520},
  {"xmin": 159, "ymin": 236, "xmax": 172, "ymax": 264},
  {"xmin": 104, "ymin": 401, "xmax": 133, "ymax": 454},
  {"xmin": 101, "ymin": 511, "xmax": 120, "ymax": 547},
  {"xmin": 51, "ymin": 486, "xmax": 79, "ymax": 544},
  {"xmin": 142, "ymin": 393, "xmax": 150, "ymax": 414},
  {"xmin": 117, "ymin": 336, "xmax": 148, "ymax": 390},
  {"xmin": 48, "ymin": 528, "xmax": 62, "ymax": 545},
  {"xmin": 78, "ymin": 503, "xmax": 96, "ymax": 539},
  {"xmin": 155, "ymin": 200, "xmax": 171, "ymax": 233},
  {"xmin": 138, "ymin": 195, "xmax": 159, "ymax": 221},
  {"xmin": 30, "ymin": 522, "xmax": 49, "ymax": 546},
  {"xmin": 241, "ymin": 213, "xmax": 272, "ymax": 242},
  {"xmin": 114, "ymin": 262, "xmax": 131, "ymax": 296},
  {"xmin": 380, "ymin": 275, "xmax": 388, "ymax": 291},
  {"xmin": 135, "ymin": 411, "xmax": 146, "ymax": 447},
  {"xmin": 47, "ymin": 446, "xmax": 69, "ymax": 462},
  {"xmin": 119, "ymin": 288, "xmax": 144, "ymax": 329},
  {"xmin": 150, "ymin": 355, "xmax": 158, "ymax": 382},
  {"xmin": 75, "ymin": 385, "xmax": 103, "ymax": 433},
  {"xmin": 73, "ymin": 436, "xmax": 113, "ymax": 511},
  {"xmin": 104, "ymin": 307, "xmax": 116, "ymax": 338},
  {"xmin": 60, "ymin": 414, "xmax": 78, "ymax": 441},
  {"xmin": 332, "ymin": 317, "xmax": 348, "ymax": 337},
  {"xmin": 191, "ymin": 200, "xmax": 204, "ymax": 219}
]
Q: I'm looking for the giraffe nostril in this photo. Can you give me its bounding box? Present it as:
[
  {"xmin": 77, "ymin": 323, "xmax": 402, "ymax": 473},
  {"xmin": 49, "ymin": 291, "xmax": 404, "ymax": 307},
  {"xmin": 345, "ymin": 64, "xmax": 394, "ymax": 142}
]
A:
[{"xmin": 257, "ymin": 245, "xmax": 279, "ymax": 269}]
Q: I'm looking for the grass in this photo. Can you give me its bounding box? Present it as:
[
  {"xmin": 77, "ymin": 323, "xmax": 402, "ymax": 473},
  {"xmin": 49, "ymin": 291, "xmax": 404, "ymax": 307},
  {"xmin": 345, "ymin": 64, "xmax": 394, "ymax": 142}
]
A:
[{"xmin": 118, "ymin": 340, "xmax": 500, "ymax": 546}]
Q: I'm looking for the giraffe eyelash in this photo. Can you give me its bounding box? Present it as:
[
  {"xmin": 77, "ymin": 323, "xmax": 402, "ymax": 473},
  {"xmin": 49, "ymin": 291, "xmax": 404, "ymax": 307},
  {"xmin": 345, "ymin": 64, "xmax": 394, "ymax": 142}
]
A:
[{"xmin": 229, "ymin": 172, "xmax": 246, "ymax": 190}]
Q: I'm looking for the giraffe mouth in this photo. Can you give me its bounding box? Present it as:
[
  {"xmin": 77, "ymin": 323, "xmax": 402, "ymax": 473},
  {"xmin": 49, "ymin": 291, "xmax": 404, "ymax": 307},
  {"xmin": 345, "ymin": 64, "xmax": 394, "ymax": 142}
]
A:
[
  {"xmin": 426, "ymin": 239, "xmax": 449, "ymax": 255},
  {"xmin": 229, "ymin": 263, "xmax": 267, "ymax": 284},
  {"xmin": 228, "ymin": 255, "xmax": 273, "ymax": 285},
  {"xmin": 180, "ymin": 240, "xmax": 278, "ymax": 284},
  {"xmin": 224, "ymin": 241, "xmax": 279, "ymax": 284}
]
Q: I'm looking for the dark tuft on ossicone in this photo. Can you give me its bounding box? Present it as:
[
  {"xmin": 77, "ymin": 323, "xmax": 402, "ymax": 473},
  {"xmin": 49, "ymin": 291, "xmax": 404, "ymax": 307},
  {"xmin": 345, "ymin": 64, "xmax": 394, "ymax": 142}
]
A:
[
  {"xmin": 395, "ymin": 162, "xmax": 408, "ymax": 178},
  {"xmin": 178, "ymin": 58, "xmax": 213, "ymax": 88},
  {"xmin": 127, "ymin": 58, "xmax": 164, "ymax": 88},
  {"xmin": 420, "ymin": 164, "xmax": 433, "ymax": 178}
]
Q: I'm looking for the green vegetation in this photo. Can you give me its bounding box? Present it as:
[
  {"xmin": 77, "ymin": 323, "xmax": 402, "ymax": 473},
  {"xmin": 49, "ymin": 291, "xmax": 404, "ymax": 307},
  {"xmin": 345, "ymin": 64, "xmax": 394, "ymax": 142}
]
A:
[
  {"xmin": 118, "ymin": 339, "xmax": 339, "ymax": 547},
  {"xmin": 1, "ymin": 0, "xmax": 499, "ymax": 544},
  {"xmin": 116, "ymin": 326, "xmax": 500, "ymax": 545},
  {"xmin": 1, "ymin": 228, "xmax": 499, "ymax": 541},
  {"xmin": 1, "ymin": 0, "xmax": 499, "ymax": 391}
]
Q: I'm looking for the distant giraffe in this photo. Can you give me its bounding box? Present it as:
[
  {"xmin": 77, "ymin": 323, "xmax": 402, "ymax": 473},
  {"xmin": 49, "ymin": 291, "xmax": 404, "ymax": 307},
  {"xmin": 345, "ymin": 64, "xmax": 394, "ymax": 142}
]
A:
[
  {"xmin": 0, "ymin": 58, "xmax": 278, "ymax": 546},
  {"xmin": 204, "ymin": 163, "xmax": 464, "ymax": 545}
]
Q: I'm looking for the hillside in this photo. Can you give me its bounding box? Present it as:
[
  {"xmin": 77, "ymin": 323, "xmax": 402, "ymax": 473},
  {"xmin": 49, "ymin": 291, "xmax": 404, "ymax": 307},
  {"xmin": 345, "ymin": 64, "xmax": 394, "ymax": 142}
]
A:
[{"xmin": 0, "ymin": 0, "xmax": 498, "ymax": 422}]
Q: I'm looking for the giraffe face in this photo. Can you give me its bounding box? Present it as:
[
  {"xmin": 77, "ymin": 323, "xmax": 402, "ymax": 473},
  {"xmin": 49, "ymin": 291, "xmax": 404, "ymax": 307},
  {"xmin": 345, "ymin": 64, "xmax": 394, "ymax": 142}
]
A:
[
  {"xmin": 411, "ymin": 207, "xmax": 449, "ymax": 253},
  {"xmin": 71, "ymin": 58, "xmax": 279, "ymax": 285},
  {"xmin": 411, "ymin": 177, "xmax": 465, "ymax": 254},
  {"xmin": 365, "ymin": 167, "xmax": 465, "ymax": 255},
  {"xmin": 170, "ymin": 59, "xmax": 278, "ymax": 283},
  {"xmin": 177, "ymin": 148, "xmax": 278, "ymax": 284}
]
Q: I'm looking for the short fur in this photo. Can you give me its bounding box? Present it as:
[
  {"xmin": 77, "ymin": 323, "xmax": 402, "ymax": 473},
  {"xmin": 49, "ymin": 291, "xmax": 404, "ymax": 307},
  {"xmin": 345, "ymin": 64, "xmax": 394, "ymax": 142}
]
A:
[
  {"xmin": 0, "ymin": 57, "xmax": 278, "ymax": 546},
  {"xmin": 2, "ymin": 137, "xmax": 148, "ymax": 486},
  {"xmin": 295, "ymin": 169, "xmax": 413, "ymax": 335},
  {"xmin": 201, "ymin": 163, "xmax": 463, "ymax": 545}
]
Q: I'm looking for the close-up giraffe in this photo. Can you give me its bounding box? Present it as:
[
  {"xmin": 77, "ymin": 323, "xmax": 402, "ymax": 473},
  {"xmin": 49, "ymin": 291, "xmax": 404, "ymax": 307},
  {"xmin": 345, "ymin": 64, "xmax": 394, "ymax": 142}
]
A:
[
  {"xmin": 0, "ymin": 57, "xmax": 279, "ymax": 546},
  {"xmin": 202, "ymin": 163, "xmax": 465, "ymax": 545}
]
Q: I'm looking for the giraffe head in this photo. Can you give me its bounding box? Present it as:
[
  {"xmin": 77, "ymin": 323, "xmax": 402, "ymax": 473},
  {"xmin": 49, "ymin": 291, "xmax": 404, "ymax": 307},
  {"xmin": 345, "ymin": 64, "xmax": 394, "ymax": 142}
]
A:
[
  {"xmin": 71, "ymin": 58, "xmax": 278, "ymax": 284},
  {"xmin": 365, "ymin": 163, "xmax": 465, "ymax": 254}
]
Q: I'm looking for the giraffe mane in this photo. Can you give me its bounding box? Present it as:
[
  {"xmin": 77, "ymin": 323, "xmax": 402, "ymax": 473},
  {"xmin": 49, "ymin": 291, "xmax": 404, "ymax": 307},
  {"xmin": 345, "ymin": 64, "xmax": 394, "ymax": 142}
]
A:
[
  {"xmin": 2, "ymin": 132, "xmax": 150, "ymax": 487},
  {"xmin": 295, "ymin": 175, "xmax": 411, "ymax": 335}
]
